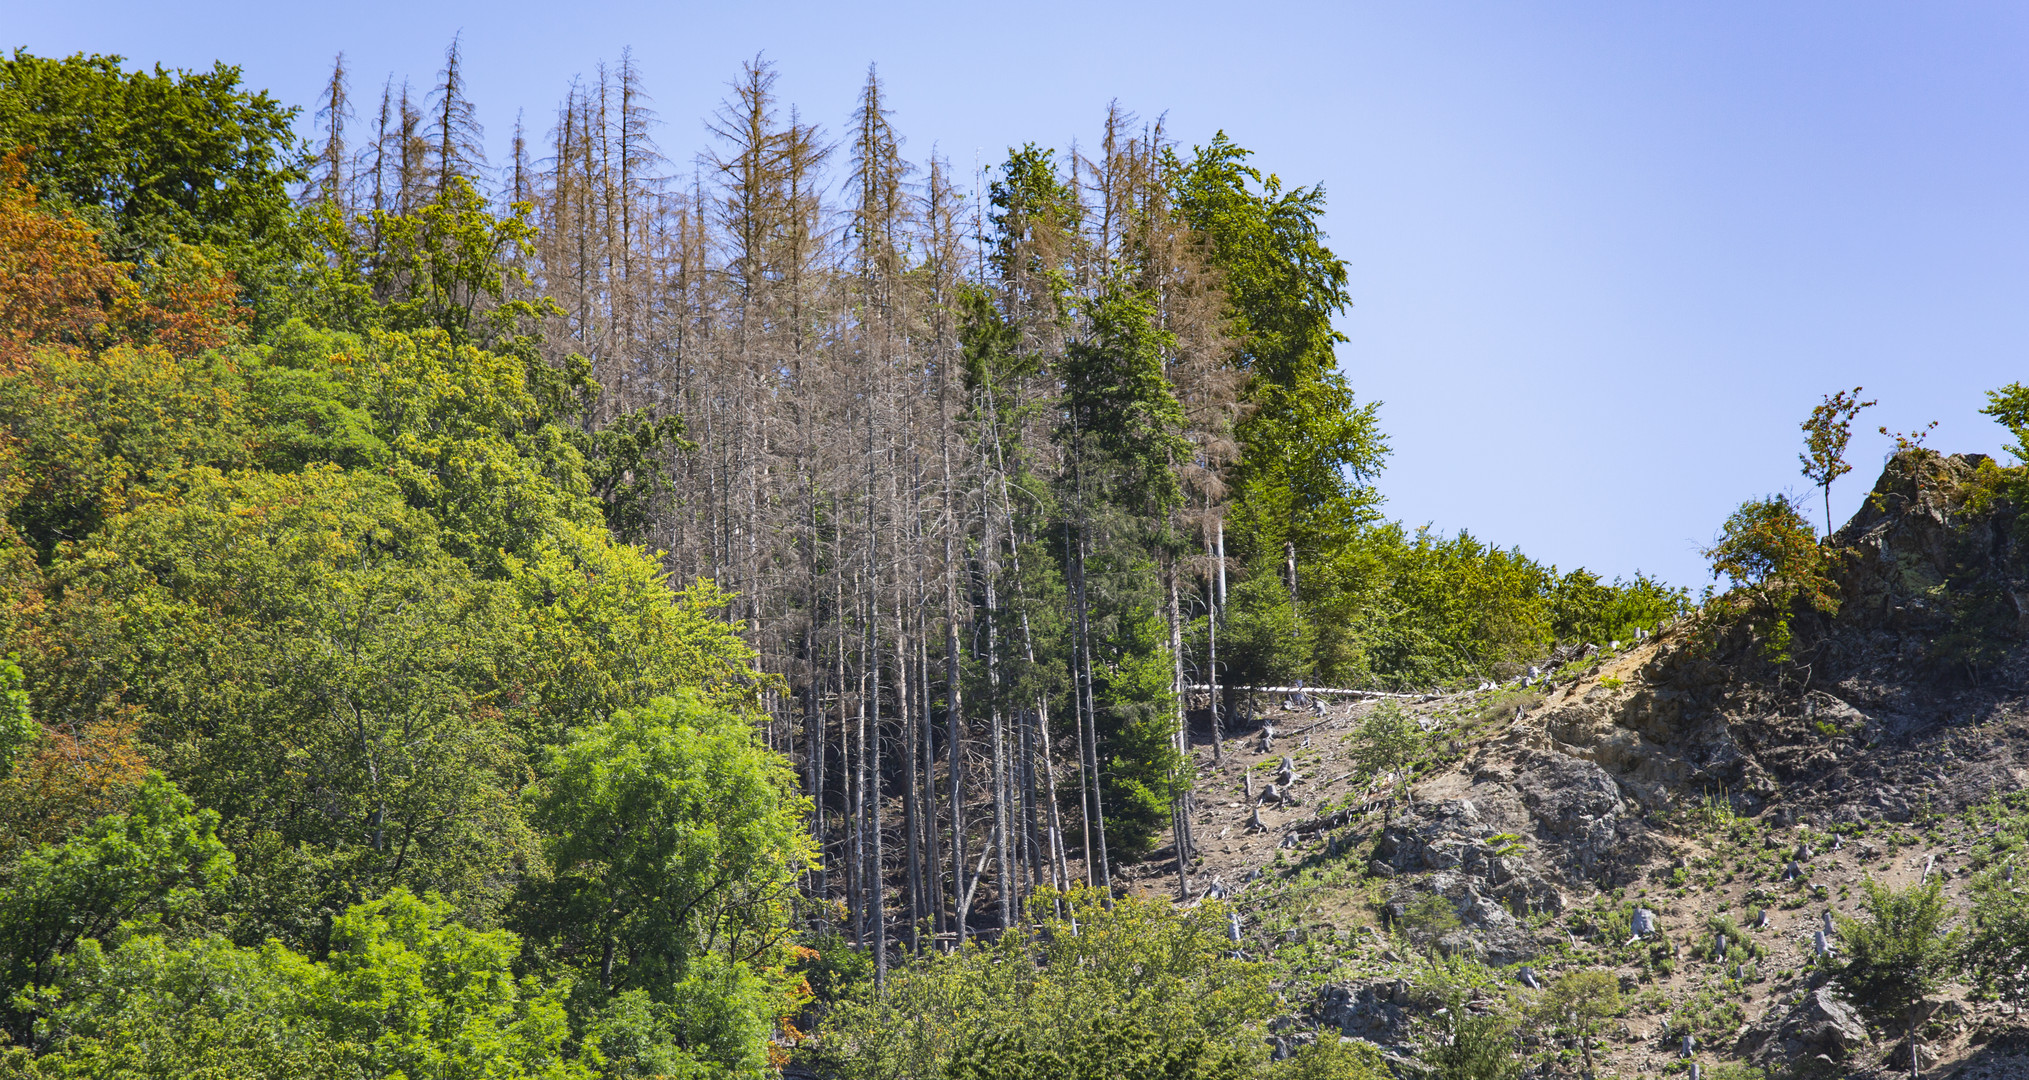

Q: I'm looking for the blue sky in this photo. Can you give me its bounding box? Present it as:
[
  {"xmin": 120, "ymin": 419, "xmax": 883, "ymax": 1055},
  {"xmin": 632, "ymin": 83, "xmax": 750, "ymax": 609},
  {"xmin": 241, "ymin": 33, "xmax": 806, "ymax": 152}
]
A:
[{"xmin": 14, "ymin": 2, "xmax": 2028, "ymax": 589}]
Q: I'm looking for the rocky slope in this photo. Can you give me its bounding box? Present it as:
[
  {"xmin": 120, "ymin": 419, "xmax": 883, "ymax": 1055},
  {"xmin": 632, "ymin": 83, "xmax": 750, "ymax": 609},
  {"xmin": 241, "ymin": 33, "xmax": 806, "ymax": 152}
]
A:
[{"xmin": 1128, "ymin": 451, "xmax": 2029, "ymax": 1078}]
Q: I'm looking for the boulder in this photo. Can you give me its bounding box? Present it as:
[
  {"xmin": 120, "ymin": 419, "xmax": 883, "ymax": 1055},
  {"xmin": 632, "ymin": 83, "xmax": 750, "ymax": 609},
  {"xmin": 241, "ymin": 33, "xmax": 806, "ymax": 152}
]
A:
[
  {"xmin": 1513, "ymin": 754, "xmax": 1628, "ymax": 881},
  {"xmin": 1735, "ymin": 986, "xmax": 1869, "ymax": 1065},
  {"xmin": 1314, "ymin": 981, "xmax": 1413, "ymax": 1044}
]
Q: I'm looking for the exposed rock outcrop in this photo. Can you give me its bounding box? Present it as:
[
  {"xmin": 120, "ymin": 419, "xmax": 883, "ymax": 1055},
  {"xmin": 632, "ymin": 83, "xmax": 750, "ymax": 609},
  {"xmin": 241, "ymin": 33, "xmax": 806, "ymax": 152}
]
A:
[{"xmin": 1734, "ymin": 986, "xmax": 1870, "ymax": 1067}]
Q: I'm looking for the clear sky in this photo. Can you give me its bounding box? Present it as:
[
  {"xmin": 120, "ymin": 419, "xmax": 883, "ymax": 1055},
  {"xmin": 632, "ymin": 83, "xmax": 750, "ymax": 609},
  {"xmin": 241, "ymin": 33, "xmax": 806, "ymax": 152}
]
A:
[{"xmin": 13, "ymin": 2, "xmax": 2028, "ymax": 590}]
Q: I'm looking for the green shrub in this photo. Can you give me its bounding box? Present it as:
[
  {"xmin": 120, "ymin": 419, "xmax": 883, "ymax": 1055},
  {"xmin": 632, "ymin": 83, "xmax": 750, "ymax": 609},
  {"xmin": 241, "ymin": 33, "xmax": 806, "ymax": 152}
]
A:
[
  {"xmin": 812, "ymin": 889, "xmax": 1275, "ymax": 1080},
  {"xmin": 1702, "ymin": 494, "xmax": 1839, "ymax": 661}
]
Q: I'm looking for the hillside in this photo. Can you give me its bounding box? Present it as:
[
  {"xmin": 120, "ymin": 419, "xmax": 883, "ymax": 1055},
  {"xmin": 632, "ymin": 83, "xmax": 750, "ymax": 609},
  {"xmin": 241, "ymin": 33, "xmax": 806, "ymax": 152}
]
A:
[
  {"xmin": 6, "ymin": 46, "xmax": 2027, "ymax": 1080},
  {"xmin": 1136, "ymin": 451, "xmax": 2029, "ymax": 1079}
]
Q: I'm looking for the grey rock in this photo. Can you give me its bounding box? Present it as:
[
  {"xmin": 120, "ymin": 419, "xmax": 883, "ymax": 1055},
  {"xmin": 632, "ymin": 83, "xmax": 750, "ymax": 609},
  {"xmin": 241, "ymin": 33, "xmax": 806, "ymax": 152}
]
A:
[
  {"xmin": 1435, "ymin": 929, "xmax": 1480, "ymax": 958},
  {"xmin": 1735, "ymin": 986, "xmax": 1869, "ymax": 1064},
  {"xmin": 1512, "ymin": 755, "xmax": 1628, "ymax": 880},
  {"xmin": 1889, "ymin": 1041, "xmax": 1938, "ymax": 1072},
  {"xmin": 1314, "ymin": 982, "xmax": 1414, "ymax": 1044},
  {"xmin": 1463, "ymin": 891, "xmax": 1514, "ymax": 929}
]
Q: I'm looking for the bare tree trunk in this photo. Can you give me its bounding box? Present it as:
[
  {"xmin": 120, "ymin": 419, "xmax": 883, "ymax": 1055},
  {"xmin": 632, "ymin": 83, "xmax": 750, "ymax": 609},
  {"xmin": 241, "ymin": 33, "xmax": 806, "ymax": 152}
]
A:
[
  {"xmin": 920, "ymin": 615, "xmax": 942, "ymax": 944},
  {"xmin": 805, "ymin": 624, "xmax": 827, "ymax": 922},
  {"xmin": 1286, "ymin": 539, "xmax": 1299, "ymax": 611},
  {"xmin": 1207, "ymin": 524, "xmax": 1223, "ymax": 764},
  {"xmin": 1066, "ymin": 523, "xmax": 1093, "ymax": 886},
  {"xmin": 1909, "ymin": 1011, "xmax": 1921, "ymax": 1080},
  {"xmin": 1019, "ymin": 706, "xmax": 1043, "ymax": 907},
  {"xmin": 846, "ymin": 574, "xmax": 863, "ymax": 946},
  {"xmin": 1167, "ymin": 560, "xmax": 1192, "ymax": 898},
  {"xmin": 867, "ymin": 425, "xmax": 886, "ymax": 984},
  {"xmin": 982, "ymin": 504, "xmax": 1014, "ymax": 932},
  {"xmin": 1073, "ymin": 522, "xmax": 1110, "ymax": 895},
  {"xmin": 897, "ymin": 615, "xmax": 920, "ymax": 954},
  {"xmin": 944, "ymin": 569, "xmax": 966, "ymax": 949},
  {"xmin": 1035, "ymin": 698, "xmax": 1071, "ymax": 898}
]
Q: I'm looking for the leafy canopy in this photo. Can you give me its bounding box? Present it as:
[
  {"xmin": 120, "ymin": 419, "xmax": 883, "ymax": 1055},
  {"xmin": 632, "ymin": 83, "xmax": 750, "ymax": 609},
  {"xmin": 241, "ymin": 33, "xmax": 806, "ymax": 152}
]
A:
[
  {"xmin": 1704, "ymin": 494, "xmax": 1838, "ymax": 660},
  {"xmin": 0, "ymin": 773, "xmax": 231, "ymax": 1031},
  {"xmin": 1174, "ymin": 133, "xmax": 1387, "ymax": 576},
  {"xmin": 526, "ymin": 692, "xmax": 812, "ymax": 1003},
  {"xmin": 0, "ymin": 50, "xmax": 306, "ymax": 323},
  {"xmin": 814, "ymin": 889, "xmax": 1275, "ymax": 1080},
  {"xmin": 18, "ymin": 889, "xmax": 583, "ymax": 1080},
  {"xmin": 1836, "ymin": 879, "xmax": 1962, "ymax": 1014},
  {"xmin": 1799, "ymin": 387, "xmax": 1875, "ymax": 536}
]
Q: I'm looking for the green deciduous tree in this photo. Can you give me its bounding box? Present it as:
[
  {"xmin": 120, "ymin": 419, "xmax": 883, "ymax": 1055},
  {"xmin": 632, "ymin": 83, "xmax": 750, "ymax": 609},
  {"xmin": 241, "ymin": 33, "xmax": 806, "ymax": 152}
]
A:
[
  {"xmin": 0, "ymin": 773, "xmax": 231, "ymax": 1034},
  {"xmin": 0, "ymin": 340, "xmax": 258, "ymax": 559},
  {"xmin": 944, "ymin": 1014, "xmax": 1251, "ymax": 1080},
  {"xmin": 1264, "ymin": 1038, "xmax": 1391, "ymax": 1080},
  {"xmin": 0, "ymin": 50, "xmax": 307, "ymax": 326},
  {"xmin": 0, "ymin": 655, "xmax": 35, "ymax": 775},
  {"xmin": 1335, "ymin": 525, "xmax": 1553, "ymax": 687},
  {"xmin": 523, "ymin": 692, "xmax": 811, "ymax": 1074},
  {"xmin": 815, "ymin": 889, "xmax": 1274, "ymax": 1080},
  {"xmin": 1349, "ymin": 701, "xmax": 1420, "ymax": 806},
  {"xmin": 1535, "ymin": 970, "xmax": 1618, "ymax": 1080},
  {"xmin": 18, "ymin": 890, "xmax": 582, "ymax": 1080},
  {"xmin": 1547, "ymin": 569, "xmax": 1688, "ymax": 647},
  {"xmin": 1704, "ymin": 495, "xmax": 1838, "ymax": 661},
  {"xmin": 1982, "ymin": 382, "xmax": 2029, "ymax": 465},
  {"xmin": 1799, "ymin": 387, "xmax": 1875, "ymax": 537},
  {"xmin": 1836, "ymin": 877, "xmax": 1963, "ymax": 1080},
  {"xmin": 1422, "ymin": 1004, "xmax": 1519, "ymax": 1080},
  {"xmin": 1963, "ymin": 867, "xmax": 2029, "ymax": 1004},
  {"xmin": 315, "ymin": 888, "xmax": 580, "ymax": 1080},
  {"xmin": 16, "ymin": 933, "xmax": 334, "ymax": 1078},
  {"xmin": 31, "ymin": 466, "xmax": 527, "ymax": 943}
]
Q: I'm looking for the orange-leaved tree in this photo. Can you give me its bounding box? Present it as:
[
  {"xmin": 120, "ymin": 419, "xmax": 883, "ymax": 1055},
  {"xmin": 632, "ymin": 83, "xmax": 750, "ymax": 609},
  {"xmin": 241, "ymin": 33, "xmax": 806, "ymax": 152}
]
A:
[
  {"xmin": 1704, "ymin": 494, "xmax": 1839, "ymax": 660},
  {"xmin": 0, "ymin": 150, "xmax": 242, "ymax": 374}
]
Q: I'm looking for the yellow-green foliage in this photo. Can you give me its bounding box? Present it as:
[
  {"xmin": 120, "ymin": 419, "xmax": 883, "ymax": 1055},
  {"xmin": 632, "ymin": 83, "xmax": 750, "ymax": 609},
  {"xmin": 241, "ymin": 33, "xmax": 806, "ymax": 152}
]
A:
[
  {"xmin": 813, "ymin": 889, "xmax": 1278, "ymax": 1080},
  {"xmin": 1265, "ymin": 1038, "xmax": 1391, "ymax": 1080},
  {"xmin": 1702, "ymin": 494, "xmax": 1838, "ymax": 661},
  {"xmin": 1310, "ymin": 525, "xmax": 1683, "ymax": 688},
  {"xmin": 16, "ymin": 889, "xmax": 585, "ymax": 1080}
]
